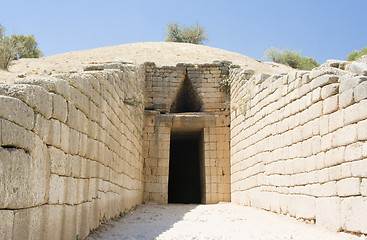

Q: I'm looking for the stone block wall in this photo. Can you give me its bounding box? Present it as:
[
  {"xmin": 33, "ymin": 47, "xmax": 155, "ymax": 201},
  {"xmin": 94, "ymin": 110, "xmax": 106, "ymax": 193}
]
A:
[
  {"xmin": 144, "ymin": 62, "xmax": 230, "ymax": 113},
  {"xmin": 143, "ymin": 62, "xmax": 231, "ymax": 204},
  {"xmin": 0, "ymin": 63, "xmax": 145, "ymax": 240},
  {"xmin": 230, "ymin": 63, "xmax": 367, "ymax": 234},
  {"xmin": 143, "ymin": 112, "xmax": 231, "ymax": 204}
]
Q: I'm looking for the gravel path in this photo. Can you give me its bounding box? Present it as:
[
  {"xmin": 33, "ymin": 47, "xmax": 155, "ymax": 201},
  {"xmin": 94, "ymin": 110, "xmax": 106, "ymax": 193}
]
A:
[{"xmin": 86, "ymin": 203, "xmax": 360, "ymax": 240}]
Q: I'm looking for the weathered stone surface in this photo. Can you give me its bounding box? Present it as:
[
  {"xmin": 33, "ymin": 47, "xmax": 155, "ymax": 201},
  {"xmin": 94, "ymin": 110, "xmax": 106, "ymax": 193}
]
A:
[
  {"xmin": 336, "ymin": 178, "xmax": 360, "ymax": 196},
  {"xmin": 341, "ymin": 197, "xmax": 367, "ymax": 233},
  {"xmin": 339, "ymin": 76, "xmax": 367, "ymax": 93},
  {"xmin": 354, "ymin": 81, "xmax": 367, "ymax": 102},
  {"xmin": 315, "ymin": 197, "xmax": 342, "ymax": 231},
  {"xmin": 345, "ymin": 62, "xmax": 367, "ymax": 76},
  {"xmin": 309, "ymin": 67, "xmax": 356, "ymax": 80},
  {"xmin": 310, "ymin": 75, "xmax": 339, "ymax": 90},
  {"xmin": 12, "ymin": 206, "xmax": 46, "ymax": 240},
  {"xmin": 5, "ymin": 84, "xmax": 52, "ymax": 119},
  {"xmin": 15, "ymin": 77, "xmax": 71, "ymax": 100},
  {"xmin": 1, "ymin": 119, "xmax": 33, "ymax": 151},
  {"xmin": 0, "ymin": 210, "xmax": 14, "ymax": 240},
  {"xmin": 51, "ymin": 93, "xmax": 68, "ymax": 122},
  {"xmin": 0, "ymin": 148, "xmax": 33, "ymax": 208},
  {"xmin": 0, "ymin": 96, "xmax": 34, "ymax": 130},
  {"xmin": 48, "ymin": 174, "xmax": 65, "ymax": 204},
  {"xmin": 319, "ymin": 59, "xmax": 348, "ymax": 70}
]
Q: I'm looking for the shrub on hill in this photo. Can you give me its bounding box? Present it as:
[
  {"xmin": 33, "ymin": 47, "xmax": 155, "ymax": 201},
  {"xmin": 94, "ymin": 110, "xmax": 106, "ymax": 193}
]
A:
[
  {"xmin": 347, "ymin": 47, "xmax": 367, "ymax": 61},
  {"xmin": 264, "ymin": 47, "xmax": 319, "ymax": 70},
  {"xmin": 0, "ymin": 24, "xmax": 43, "ymax": 70},
  {"xmin": 165, "ymin": 22, "xmax": 208, "ymax": 45}
]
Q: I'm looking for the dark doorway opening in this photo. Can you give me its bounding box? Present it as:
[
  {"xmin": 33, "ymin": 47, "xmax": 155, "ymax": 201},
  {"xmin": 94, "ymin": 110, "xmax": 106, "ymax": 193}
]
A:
[{"xmin": 168, "ymin": 130, "xmax": 204, "ymax": 204}]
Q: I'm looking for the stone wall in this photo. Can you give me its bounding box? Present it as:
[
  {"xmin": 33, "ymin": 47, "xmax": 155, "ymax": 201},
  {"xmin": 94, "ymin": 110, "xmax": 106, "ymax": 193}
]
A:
[
  {"xmin": 230, "ymin": 61, "xmax": 367, "ymax": 234},
  {"xmin": 143, "ymin": 62, "xmax": 231, "ymax": 204},
  {"xmin": 0, "ymin": 62, "xmax": 145, "ymax": 240}
]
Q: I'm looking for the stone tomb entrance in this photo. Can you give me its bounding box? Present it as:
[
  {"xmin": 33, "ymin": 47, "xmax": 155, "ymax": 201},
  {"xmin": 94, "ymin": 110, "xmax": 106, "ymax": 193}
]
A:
[
  {"xmin": 168, "ymin": 129, "xmax": 204, "ymax": 204},
  {"xmin": 143, "ymin": 62, "xmax": 231, "ymax": 204}
]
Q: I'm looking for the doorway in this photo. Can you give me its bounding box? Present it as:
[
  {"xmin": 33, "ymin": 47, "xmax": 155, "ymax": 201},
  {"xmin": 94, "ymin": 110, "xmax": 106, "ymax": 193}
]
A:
[{"xmin": 168, "ymin": 130, "xmax": 204, "ymax": 204}]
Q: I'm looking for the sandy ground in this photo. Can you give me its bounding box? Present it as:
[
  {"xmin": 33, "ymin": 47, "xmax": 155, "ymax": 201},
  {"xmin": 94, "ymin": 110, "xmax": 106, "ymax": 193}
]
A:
[
  {"xmin": 86, "ymin": 203, "xmax": 360, "ymax": 240},
  {"xmin": 0, "ymin": 42, "xmax": 294, "ymax": 84}
]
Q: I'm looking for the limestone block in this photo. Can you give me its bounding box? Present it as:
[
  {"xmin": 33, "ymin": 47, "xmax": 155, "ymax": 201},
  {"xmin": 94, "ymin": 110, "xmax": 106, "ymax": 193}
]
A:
[
  {"xmin": 357, "ymin": 119, "xmax": 367, "ymax": 141},
  {"xmin": 323, "ymin": 95, "xmax": 339, "ymax": 114},
  {"xmin": 44, "ymin": 205, "xmax": 63, "ymax": 240},
  {"xmin": 321, "ymin": 83, "xmax": 339, "ymax": 99},
  {"xmin": 336, "ymin": 178, "xmax": 360, "ymax": 196},
  {"xmin": 319, "ymin": 181, "xmax": 337, "ymax": 196},
  {"xmin": 331, "ymin": 124, "xmax": 357, "ymax": 147},
  {"xmin": 328, "ymin": 110, "xmax": 343, "ymax": 132},
  {"xmin": 49, "ymin": 174, "xmax": 66, "ymax": 204},
  {"xmin": 339, "ymin": 76, "xmax": 367, "ymax": 92},
  {"xmin": 1, "ymin": 119, "xmax": 33, "ymax": 151},
  {"xmin": 49, "ymin": 119, "xmax": 61, "ymax": 148},
  {"xmin": 69, "ymin": 128, "xmax": 80, "ymax": 155},
  {"xmin": 315, "ymin": 197, "xmax": 342, "ymax": 231},
  {"xmin": 67, "ymin": 103, "xmax": 79, "ymax": 130},
  {"xmin": 354, "ymin": 81, "xmax": 367, "ymax": 102},
  {"xmin": 328, "ymin": 165, "xmax": 342, "ymax": 181},
  {"xmin": 351, "ymin": 159, "xmax": 367, "ymax": 177},
  {"xmin": 33, "ymin": 113, "xmax": 50, "ymax": 143},
  {"xmin": 60, "ymin": 123, "xmax": 70, "ymax": 153},
  {"xmin": 6, "ymin": 84, "xmax": 52, "ymax": 119},
  {"xmin": 70, "ymin": 155, "xmax": 81, "ymax": 177},
  {"xmin": 65, "ymin": 177, "xmax": 78, "ymax": 204},
  {"xmin": 49, "ymin": 146, "xmax": 69, "ymax": 176},
  {"xmin": 0, "ymin": 148, "xmax": 33, "ymax": 208},
  {"xmin": 341, "ymin": 162, "xmax": 352, "ymax": 179},
  {"xmin": 15, "ymin": 77, "xmax": 71, "ymax": 100},
  {"xmin": 70, "ymin": 86, "xmax": 90, "ymax": 116},
  {"xmin": 78, "ymin": 133, "xmax": 88, "ymax": 157},
  {"xmin": 341, "ymin": 197, "xmax": 367, "ymax": 233},
  {"xmin": 363, "ymin": 142, "xmax": 367, "ymax": 158},
  {"xmin": 316, "ymin": 116, "xmax": 327, "ymax": 137},
  {"xmin": 77, "ymin": 108, "xmax": 88, "ymax": 134},
  {"xmin": 0, "ymin": 96, "xmax": 34, "ymax": 130},
  {"xmin": 63, "ymin": 205, "xmax": 78, "ymax": 240},
  {"xmin": 31, "ymin": 135, "xmax": 50, "ymax": 205},
  {"xmin": 361, "ymin": 179, "xmax": 367, "ymax": 196},
  {"xmin": 51, "ymin": 93, "xmax": 68, "ymax": 122},
  {"xmin": 0, "ymin": 210, "xmax": 14, "ymax": 240},
  {"xmin": 339, "ymin": 88, "xmax": 354, "ymax": 108},
  {"xmin": 315, "ymin": 152, "xmax": 326, "ymax": 170},
  {"xmin": 310, "ymin": 75, "xmax": 339, "ymax": 90},
  {"xmin": 295, "ymin": 195, "xmax": 316, "ymax": 220},
  {"xmin": 12, "ymin": 206, "xmax": 46, "ymax": 240},
  {"xmin": 310, "ymin": 67, "xmax": 356, "ymax": 80},
  {"xmin": 344, "ymin": 142, "xmax": 363, "ymax": 162},
  {"xmin": 345, "ymin": 62, "xmax": 367, "ymax": 76}
]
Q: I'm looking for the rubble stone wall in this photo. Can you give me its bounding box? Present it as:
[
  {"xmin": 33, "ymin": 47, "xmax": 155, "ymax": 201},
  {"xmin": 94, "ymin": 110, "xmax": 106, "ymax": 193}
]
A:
[
  {"xmin": 0, "ymin": 63, "xmax": 145, "ymax": 240},
  {"xmin": 230, "ymin": 63, "xmax": 367, "ymax": 235}
]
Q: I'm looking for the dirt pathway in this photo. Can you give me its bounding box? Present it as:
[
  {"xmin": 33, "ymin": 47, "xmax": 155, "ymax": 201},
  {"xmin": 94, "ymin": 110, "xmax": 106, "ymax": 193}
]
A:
[{"xmin": 86, "ymin": 203, "xmax": 360, "ymax": 240}]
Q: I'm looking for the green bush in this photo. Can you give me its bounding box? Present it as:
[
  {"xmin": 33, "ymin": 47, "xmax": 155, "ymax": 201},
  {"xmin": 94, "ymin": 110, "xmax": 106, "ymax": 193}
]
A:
[
  {"xmin": 347, "ymin": 47, "xmax": 367, "ymax": 61},
  {"xmin": 0, "ymin": 24, "xmax": 43, "ymax": 70},
  {"xmin": 264, "ymin": 47, "xmax": 319, "ymax": 70},
  {"xmin": 165, "ymin": 22, "xmax": 208, "ymax": 44}
]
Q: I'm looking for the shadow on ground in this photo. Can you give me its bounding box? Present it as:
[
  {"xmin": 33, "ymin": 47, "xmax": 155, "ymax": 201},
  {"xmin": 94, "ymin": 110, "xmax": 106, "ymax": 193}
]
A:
[{"xmin": 86, "ymin": 203, "xmax": 198, "ymax": 240}]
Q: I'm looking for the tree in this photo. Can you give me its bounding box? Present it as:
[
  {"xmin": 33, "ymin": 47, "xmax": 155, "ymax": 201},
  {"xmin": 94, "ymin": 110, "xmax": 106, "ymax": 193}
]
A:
[
  {"xmin": 0, "ymin": 24, "xmax": 43, "ymax": 70},
  {"xmin": 347, "ymin": 47, "xmax": 367, "ymax": 61},
  {"xmin": 165, "ymin": 22, "xmax": 208, "ymax": 44},
  {"xmin": 264, "ymin": 47, "xmax": 319, "ymax": 70}
]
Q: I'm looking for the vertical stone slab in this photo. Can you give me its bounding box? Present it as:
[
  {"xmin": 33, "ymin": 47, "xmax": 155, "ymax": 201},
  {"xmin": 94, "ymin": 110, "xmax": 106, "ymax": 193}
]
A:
[{"xmin": 0, "ymin": 210, "xmax": 14, "ymax": 240}]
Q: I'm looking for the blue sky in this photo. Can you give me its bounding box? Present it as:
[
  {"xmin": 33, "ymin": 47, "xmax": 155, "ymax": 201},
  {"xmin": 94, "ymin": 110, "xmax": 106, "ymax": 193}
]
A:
[{"xmin": 1, "ymin": 0, "xmax": 366, "ymax": 63}]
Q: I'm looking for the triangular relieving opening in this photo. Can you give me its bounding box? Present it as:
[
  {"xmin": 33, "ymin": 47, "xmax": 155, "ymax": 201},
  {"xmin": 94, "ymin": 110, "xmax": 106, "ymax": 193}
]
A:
[{"xmin": 170, "ymin": 71, "xmax": 204, "ymax": 113}]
